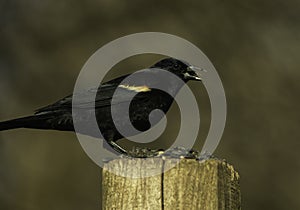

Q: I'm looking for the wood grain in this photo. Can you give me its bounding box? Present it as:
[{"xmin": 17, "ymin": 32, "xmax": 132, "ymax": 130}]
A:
[{"xmin": 102, "ymin": 158, "xmax": 241, "ymax": 210}]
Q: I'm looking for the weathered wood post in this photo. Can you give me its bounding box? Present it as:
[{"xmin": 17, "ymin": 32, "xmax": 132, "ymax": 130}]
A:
[{"xmin": 102, "ymin": 157, "xmax": 241, "ymax": 210}]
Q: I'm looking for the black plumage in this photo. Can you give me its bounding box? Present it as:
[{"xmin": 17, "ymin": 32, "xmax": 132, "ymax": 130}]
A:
[{"xmin": 0, "ymin": 58, "xmax": 202, "ymax": 155}]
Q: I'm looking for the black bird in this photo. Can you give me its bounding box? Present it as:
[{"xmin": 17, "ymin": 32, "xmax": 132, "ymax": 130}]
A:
[{"xmin": 0, "ymin": 58, "xmax": 202, "ymax": 155}]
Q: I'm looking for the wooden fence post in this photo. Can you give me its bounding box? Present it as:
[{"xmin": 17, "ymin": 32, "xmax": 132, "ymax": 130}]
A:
[{"xmin": 102, "ymin": 158, "xmax": 241, "ymax": 210}]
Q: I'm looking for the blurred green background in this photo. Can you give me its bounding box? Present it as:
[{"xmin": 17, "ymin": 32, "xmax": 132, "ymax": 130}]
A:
[{"xmin": 1, "ymin": 0, "xmax": 300, "ymax": 209}]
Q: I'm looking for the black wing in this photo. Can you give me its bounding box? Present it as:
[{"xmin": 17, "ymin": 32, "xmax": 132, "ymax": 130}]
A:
[{"xmin": 35, "ymin": 75, "xmax": 151, "ymax": 114}]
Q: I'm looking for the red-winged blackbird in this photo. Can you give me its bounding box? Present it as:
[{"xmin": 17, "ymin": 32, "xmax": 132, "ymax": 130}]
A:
[{"xmin": 0, "ymin": 58, "xmax": 202, "ymax": 155}]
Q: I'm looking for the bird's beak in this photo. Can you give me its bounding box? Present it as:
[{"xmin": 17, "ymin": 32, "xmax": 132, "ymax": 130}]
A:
[{"xmin": 187, "ymin": 66, "xmax": 206, "ymax": 81}]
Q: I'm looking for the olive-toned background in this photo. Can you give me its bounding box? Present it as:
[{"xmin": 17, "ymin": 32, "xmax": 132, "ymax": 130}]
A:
[{"xmin": 1, "ymin": 0, "xmax": 299, "ymax": 209}]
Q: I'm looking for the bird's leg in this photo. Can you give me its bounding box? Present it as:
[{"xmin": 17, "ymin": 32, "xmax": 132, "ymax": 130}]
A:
[{"xmin": 107, "ymin": 141, "xmax": 128, "ymax": 155}]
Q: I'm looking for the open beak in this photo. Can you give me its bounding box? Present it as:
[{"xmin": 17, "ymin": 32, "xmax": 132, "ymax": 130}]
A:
[{"xmin": 186, "ymin": 66, "xmax": 206, "ymax": 81}]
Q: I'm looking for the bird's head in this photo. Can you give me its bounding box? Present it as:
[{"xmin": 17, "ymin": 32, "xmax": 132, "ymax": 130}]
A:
[{"xmin": 150, "ymin": 57, "xmax": 203, "ymax": 82}]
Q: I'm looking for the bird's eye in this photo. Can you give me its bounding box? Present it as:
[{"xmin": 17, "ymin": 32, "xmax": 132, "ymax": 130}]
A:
[{"xmin": 174, "ymin": 64, "xmax": 179, "ymax": 68}]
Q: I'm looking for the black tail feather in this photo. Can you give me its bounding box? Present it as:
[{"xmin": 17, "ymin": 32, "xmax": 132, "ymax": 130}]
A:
[{"xmin": 0, "ymin": 115, "xmax": 51, "ymax": 131}]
